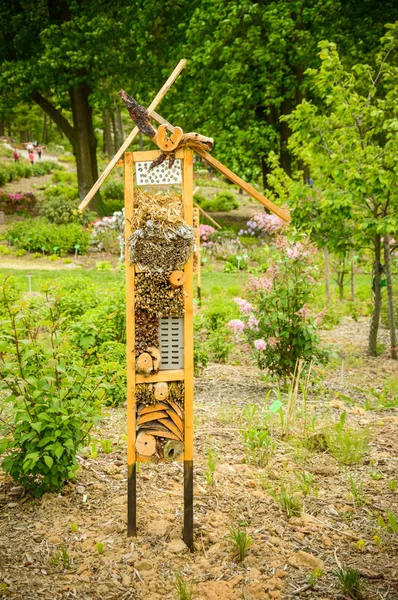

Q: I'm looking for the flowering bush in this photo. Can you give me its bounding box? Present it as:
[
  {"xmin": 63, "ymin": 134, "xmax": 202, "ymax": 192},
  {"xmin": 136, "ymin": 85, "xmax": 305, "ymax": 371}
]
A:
[
  {"xmin": 227, "ymin": 236, "xmax": 327, "ymax": 379},
  {"xmin": 91, "ymin": 210, "xmax": 125, "ymax": 253},
  {"xmin": 239, "ymin": 212, "xmax": 285, "ymax": 238},
  {"xmin": 0, "ymin": 190, "xmax": 37, "ymax": 214},
  {"xmin": 199, "ymin": 224, "xmax": 216, "ymax": 247}
]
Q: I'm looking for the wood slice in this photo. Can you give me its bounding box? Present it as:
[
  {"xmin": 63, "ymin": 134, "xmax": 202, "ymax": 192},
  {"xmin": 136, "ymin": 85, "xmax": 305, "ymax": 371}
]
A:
[
  {"xmin": 169, "ymin": 271, "xmax": 185, "ymax": 287},
  {"xmin": 154, "ymin": 382, "xmax": 169, "ymax": 401},
  {"xmin": 146, "ymin": 347, "xmax": 161, "ymax": 371},
  {"xmin": 140, "ymin": 402, "xmax": 169, "ymax": 415},
  {"xmin": 166, "ymin": 410, "xmax": 183, "ymax": 433},
  {"xmin": 137, "ymin": 411, "xmax": 168, "ymax": 426},
  {"xmin": 135, "ymin": 432, "xmax": 156, "ymax": 456},
  {"xmin": 138, "ymin": 421, "xmax": 170, "ymax": 432},
  {"xmin": 168, "ymin": 400, "xmax": 183, "ymax": 420},
  {"xmin": 136, "ymin": 352, "xmax": 153, "ymax": 375},
  {"xmin": 163, "ymin": 440, "xmax": 184, "ymax": 462},
  {"xmin": 159, "ymin": 418, "xmax": 184, "ymax": 441},
  {"xmin": 143, "ymin": 429, "xmax": 180, "ymax": 441}
]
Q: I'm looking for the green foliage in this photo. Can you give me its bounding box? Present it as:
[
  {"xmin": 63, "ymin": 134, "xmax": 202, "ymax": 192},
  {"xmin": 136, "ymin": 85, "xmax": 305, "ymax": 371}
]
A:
[
  {"xmin": 277, "ymin": 488, "xmax": 303, "ymax": 518},
  {"xmin": 196, "ymin": 191, "xmax": 239, "ymax": 212},
  {"xmin": 43, "ymin": 184, "xmax": 79, "ymax": 202},
  {"xmin": 226, "ymin": 524, "xmax": 252, "ymax": 562},
  {"xmin": 7, "ymin": 219, "xmax": 91, "ymax": 255},
  {"xmin": 0, "ymin": 190, "xmax": 37, "ymax": 215},
  {"xmin": 194, "ymin": 345, "xmax": 209, "ymax": 375},
  {"xmin": 102, "ymin": 180, "xmax": 124, "ymax": 201},
  {"xmin": 40, "ymin": 195, "xmax": 96, "ymax": 226},
  {"xmin": 0, "ymin": 280, "xmax": 106, "ymax": 496},
  {"xmin": 205, "ymin": 449, "xmax": 217, "ymax": 486},
  {"xmin": 96, "ymin": 542, "xmax": 104, "ymax": 554},
  {"xmin": 325, "ymin": 424, "xmax": 369, "ymax": 465},
  {"xmin": 335, "ymin": 567, "xmax": 362, "ymax": 599},
  {"xmin": 348, "ymin": 475, "xmax": 365, "ymax": 507},
  {"xmin": 50, "ymin": 545, "xmax": 70, "ymax": 569},
  {"xmin": 0, "ymin": 160, "xmax": 57, "ymax": 187},
  {"xmin": 95, "ymin": 341, "xmax": 126, "ymax": 407},
  {"xmin": 174, "ymin": 572, "xmax": 193, "ymax": 600}
]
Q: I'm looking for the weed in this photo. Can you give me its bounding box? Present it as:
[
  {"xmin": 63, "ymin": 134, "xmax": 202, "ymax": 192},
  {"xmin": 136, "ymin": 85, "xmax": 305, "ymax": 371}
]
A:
[
  {"xmin": 308, "ymin": 568, "xmax": 323, "ymax": 587},
  {"xmin": 295, "ymin": 471, "xmax": 317, "ymax": 497},
  {"xmin": 335, "ymin": 567, "xmax": 362, "ymax": 599},
  {"xmin": 226, "ymin": 524, "xmax": 252, "ymax": 562},
  {"xmin": 96, "ymin": 542, "xmax": 104, "ymax": 553},
  {"xmin": 278, "ymin": 488, "xmax": 302, "ymax": 518},
  {"xmin": 96, "ymin": 260, "xmax": 113, "ymax": 271},
  {"xmin": 348, "ymin": 475, "xmax": 365, "ymax": 507},
  {"xmin": 70, "ymin": 522, "xmax": 78, "ymax": 533},
  {"xmin": 373, "ymin": 534, "xmax": 382, "ymax": 547},
  {"xmin": 325, "ymin": 425, "xmax": 369, "ymax": 465},
  {"xmin": 50, "ymin": 545, "xmax": 70, "ymax": 569},
  {"xmin": 364, "ymin": 386, "xmax": 398, "ymax": 410},
  {"xmin": 100, "ymin": 439, "xmax": 113, "ymax": 454},
  {"xmin": 89, "ymin": 440, "xmax": 98, "ymax": 459},
  {"xmin": 205, "ymin": 449, "xmax": 217, "ymax": 486},
  {"xmin": 243, "ymin": 427, "xmax": 276, "ymax": 467},
  {"xmin": 354, "ymin": 539, "xmax": 365, "ymax": 551},
  {"xmin": 388, "ymin": 479, "xmax": 397, "ymax": 492},
  {"xmin": 370, "ymin": 469, "xmax": 384, "ymax": 480},
  {"xmin": 174, "ymin": 572, "xmax": 194, "ymax": 600}
]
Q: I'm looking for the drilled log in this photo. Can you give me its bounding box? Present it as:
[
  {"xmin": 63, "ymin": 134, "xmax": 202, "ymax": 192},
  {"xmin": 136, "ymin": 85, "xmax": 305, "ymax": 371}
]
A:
[
  {"xmin": 136, "ymin": 352, "xmax": 153, "ymax": 375},
  {"xmin": 154, "ymin": 382, "xmax": 169, "ymax": 401},
  {"xmin": 147, "ymin": 346, "xmax": 161, "ymax": 371},
  {"xmin": 136, "ymin": 432, "xmax": 156, "ymax": 456},
  {"xmin": 169, "ymin": 271, "xmax": 185, "ymax": 287}
]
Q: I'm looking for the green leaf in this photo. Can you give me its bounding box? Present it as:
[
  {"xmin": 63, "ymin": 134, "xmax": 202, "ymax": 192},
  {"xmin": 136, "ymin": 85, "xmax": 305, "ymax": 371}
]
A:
[{"xmin": 44, "ymin": 455, "xmax": 53, "ymax": 469}]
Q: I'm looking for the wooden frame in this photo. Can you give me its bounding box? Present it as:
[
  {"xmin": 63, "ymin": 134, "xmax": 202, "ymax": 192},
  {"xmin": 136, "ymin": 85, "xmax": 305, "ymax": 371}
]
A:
[{"xmin": 124, "ymin": 148, "xmax": 194, "ymax": 548}]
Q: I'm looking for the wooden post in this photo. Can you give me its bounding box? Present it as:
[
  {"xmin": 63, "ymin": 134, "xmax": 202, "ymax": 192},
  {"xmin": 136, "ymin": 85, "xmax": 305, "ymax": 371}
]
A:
[
  {"xmin": 182, "ymin": 148, "xmax": 194, "ymax": 550},
  {"xmin": 125, "ymin": 152, "xmax": 137, "ymax": 536},
  {"xmin": 193, "ymin": 207, "xmax": 202, "ymax": 303}
]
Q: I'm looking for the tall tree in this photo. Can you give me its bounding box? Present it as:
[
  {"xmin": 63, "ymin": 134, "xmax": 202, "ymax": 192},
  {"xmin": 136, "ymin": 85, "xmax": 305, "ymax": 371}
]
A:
[{"xmin": 285, "ymin": 25, "xmax": 398, "ymax": 357}]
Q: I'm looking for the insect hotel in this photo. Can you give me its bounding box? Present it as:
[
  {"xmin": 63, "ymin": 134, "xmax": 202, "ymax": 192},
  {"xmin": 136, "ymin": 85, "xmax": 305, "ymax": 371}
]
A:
[{"xmin": 80, "ymin": 60, "xmax": 289, "ymax": 551}]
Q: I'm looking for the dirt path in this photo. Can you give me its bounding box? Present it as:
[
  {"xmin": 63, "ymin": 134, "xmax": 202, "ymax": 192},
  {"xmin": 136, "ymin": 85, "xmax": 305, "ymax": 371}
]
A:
[{"xmin": 0, "ymin": 319, "xmax": 397, "ymax": 599}]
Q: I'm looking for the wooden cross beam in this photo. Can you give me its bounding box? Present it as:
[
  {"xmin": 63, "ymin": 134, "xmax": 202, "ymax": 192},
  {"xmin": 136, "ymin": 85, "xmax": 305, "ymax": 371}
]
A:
[{"xmin": 78, "ymin": 59, "xmax": 186, "ymax": 212}]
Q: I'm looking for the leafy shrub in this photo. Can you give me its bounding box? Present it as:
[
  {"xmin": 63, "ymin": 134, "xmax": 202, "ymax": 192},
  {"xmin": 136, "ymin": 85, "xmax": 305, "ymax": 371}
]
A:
[
  {"xmin": 196, "ymin": 191, "xmax": 239, "ymax": 212},
  {"xmin": 199, "ymin": 224, "xmax": 216, "ymax": 248},
  {"xmin": 103, "ymin": 180, "xmax": 124, "ymax": 201},
  {"xmin": 40, "ymin": 195, "xmax": 96, "ymax": 226},
  {"xmin": 228, "ymin": 237, "xmax": 327, "ymax": 380},
  {"xmin": 96, "ymin": 341, "xmax": 126, "ymax": 406},
  {"xmin": 51, "ymin": 170, "xmax": 76, "ymax": 185},
  {"xmin": 194, "ymin": 346, "xmax": 209, "ymax": 375},
  {"xmin": 0, "ymin": 281, "xmax": 106, "ymax": 496},
  {"xmin": 0, "ymin": 245, "xmax": 12, "ymax": 255},
  {"xmin": 0, "ymin": 190, "xmax": 37, "ymax": 214},
  {"xmin": 44, "ymin": 184, "xmax": 79, "ymax": 201},
  {"xmin": 101, "ymin": 199, "xmax": 124, "ymax": 216},
  {"xmin": 0, "ymin": 160, "xmax": 57, "ymax": 186},
  {"xmin": 31, "ymin": 161, "xmax": 58, "ymax": 176},
  {"xmin": 325, "ymin": 425, "xmax": 369, "ymax": 464},
  {"xmin": 223, "ymin": 255, "xmax": 248, "ymax": 273},
  {"xmin": 7, "ymin": 218, "xmax": 91, "ymax": 255}
]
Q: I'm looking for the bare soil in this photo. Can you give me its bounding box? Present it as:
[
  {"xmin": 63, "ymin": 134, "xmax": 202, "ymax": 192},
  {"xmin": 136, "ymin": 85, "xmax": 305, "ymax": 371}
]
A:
[{"xmin": 0, "ymin": 319, "xmax": 397, "ymax": 600}]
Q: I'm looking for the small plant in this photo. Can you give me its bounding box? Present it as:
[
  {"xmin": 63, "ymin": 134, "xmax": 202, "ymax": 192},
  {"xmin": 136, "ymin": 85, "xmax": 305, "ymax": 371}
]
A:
[
  {"xmin": 325, "ymin": 425, "xmax": 369, "ymax": 465},
  {"xmin": 96, "ymin": 542, "xmax": 105, "ymax": 553},
  {"xmin": 226, "ymin": 524, "xmax": 252, "ymax": 562},
  {"xmin": 278, "ymin": 488, "xmax": 303, "ymax": 518},
  {"xmin": 348, "ymin": 475, "xmax": 365, "ymax": 507},
  {"xmin": 295, "ymin": 471, "xmax": 317, "ymax": 497},
  {"xmin": 378, "ymin": 510, "xmax": 398, "ymax": 534},
  {"xmin": 89, "ymin": 440, "xmax": 99, "ymax": 459},
  {"xmin": 205, "ymin": 449, "xmax": 217, "ymax": 486},
  {"xmin": 308, "ymin": 568, "xmax": 323, "ymax": 587},
  {"xmin": 70, "ymin": 522, "xmax": 78, "ymax": 533},
  {"xmin": 335, "ymin": 567, "xmax": 362, "ymax": 599},
  {"xmin": 354, "ymin": 539, "xmax": 365, "ymax": 551},
  {"xmin": 388, "ymin": 479, "xmax": 397, "ymax": 492},
  {"xmin": 370, "ymin": 469, "xmax": 384, "ymax": 480},
  {"xmin": 242, "ymin": 427, "xmax": 275, "ymax": 467},
  {"xmin": 174, "ymin": 572, "xmax": 194, "ymax": 600},
  {"xmin": 96, "ymin": 260, "xmax": 113, "ymax": 271},
  {"xmin": 50, "ymin": 545, "xmax": 70, "ymax": 569},
  {"xmin": 100, "ymin": 439, "xmax": 113, "ymax": 454}
]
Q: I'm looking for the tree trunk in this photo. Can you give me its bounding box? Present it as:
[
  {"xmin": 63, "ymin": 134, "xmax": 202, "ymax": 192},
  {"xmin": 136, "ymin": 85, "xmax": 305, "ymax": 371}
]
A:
[
  {"xmin": 280, "ymin": 96, "xmax": 292, "ymax": 176},
  {"xmin": 42, "ymin": 113, "xmax": 48, "ymax": 144},
  {"xmin": 103, "ymin": 109, "xmax": 113, "ymax": 156},
  {"xmin": 0, "ymin": 120, "xmax": 4, "ymax": 137},
  {"xmin": 383, "ymin": 235, "xmax": 397, "ymax": 359},
  {"xmin": 350, "ymin": 250, "xmax": 355, "ymax": 303},
  {"xmin": 324, "ymin": 247, "xmax": 331, "ymax": 305},
  {"xmin": 115, "ymin": 101, "xmax": 124, "ymax": 148},
  {"xmin": 369, "ymin": 234, "xmax": 382, "ymax": 356},
  {"xmin": 69, "ymin": 84, "xmax": 102, "ymax": 211}
]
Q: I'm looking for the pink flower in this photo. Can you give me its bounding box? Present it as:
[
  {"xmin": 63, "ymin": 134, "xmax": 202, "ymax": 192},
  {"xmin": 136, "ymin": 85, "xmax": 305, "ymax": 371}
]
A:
[
  {"xmin": 295, "ymin": 306, "xmax": 310, "ymax": 318},
  {"xmin": 287, "ymin": 244, "xmax": 300, "ymax": 260},
  {"xmin": 248, "ymin": 276, "xmax": 273, "ymax": 292},
  {"xmin": 233, "ymin": 297, "xmax": 253, "ymax": 314},
  {"xmin": 227, "ymin": 319, "xmax": 246, "ymax": 333},
  {"xmin": 268, "ymin": 337, "xmax": 277, "ymax": 348},
  {"xmin": 254, "ymin": 339, "xmax": 267, "ymax": 351},
  {"xmin": 307, "ymin": 276, "xmax": 315, "ymax": 285},
  {"xmin": 247, "ymin": 315, "xmax": 259, "ymax": 330}
]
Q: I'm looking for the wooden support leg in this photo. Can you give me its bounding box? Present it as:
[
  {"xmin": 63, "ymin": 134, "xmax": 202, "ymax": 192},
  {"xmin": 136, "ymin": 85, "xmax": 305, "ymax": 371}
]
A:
[
  {"xmin": 127, "ymin": 463, "xmax": 137, "ymax": 537},
  {"xmin": 183, "ymin": 460, "xmax": 194, "ymax": 551}
]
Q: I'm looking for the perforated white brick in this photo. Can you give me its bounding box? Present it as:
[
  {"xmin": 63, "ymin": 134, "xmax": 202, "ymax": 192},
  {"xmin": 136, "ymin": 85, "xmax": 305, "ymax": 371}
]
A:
[
  {"xmin": 158, "ymin": 317, "xmax": 184, "ymax": 370},
  {"xmin": 135, "ymin": 160, "xmax": 182, "ymax": 186}
]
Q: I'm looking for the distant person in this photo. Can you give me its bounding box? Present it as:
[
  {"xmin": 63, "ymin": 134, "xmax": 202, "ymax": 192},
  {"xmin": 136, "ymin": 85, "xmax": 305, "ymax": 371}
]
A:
[
  {"xmin": 12, "ymin": 149, "xmax": 19, "ymax": 162},
  {"xmin": 29, "ymin": 150, "xmax": 34, "ymax": 165},
  {"xmin": 26, "ymin": 142, "xmax": 34, "ymax": 153},
  {"xmin": 36, "ymin": 144, "xmax": 42, "ymax": 159}
]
